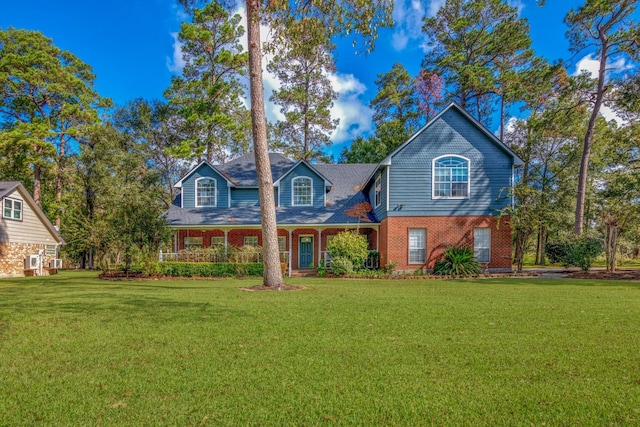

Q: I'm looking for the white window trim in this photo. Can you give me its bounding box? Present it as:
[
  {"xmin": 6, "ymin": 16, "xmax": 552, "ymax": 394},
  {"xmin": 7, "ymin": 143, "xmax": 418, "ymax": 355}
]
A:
[
  {"xmin": 374, "ymin": 172, "xmax": 382, "ymax": 208},
  {"xmin": 431, "ymin": 155, "xmax": 470, "ymax": 200},
  {"xmin": 408, "ymin": 228, "xmax": 426, "ymax": 265},
  {"xmin": 195, "ymin": 177, "xmax": 217, "ymax": 207},
  {"xmin": 2, "ymin": 197, "xmax": 22, "ymax": 220},
  {"xmin": 244, "ymin": 236, "xmax": 259, "ymax": 247},
  {"xmin": 291, "ymin": 176, "xmax": 313, "ymax": 206},
  {"xmin": 474, "ymin": 227, "xmax": 491, "ymax": 263}
]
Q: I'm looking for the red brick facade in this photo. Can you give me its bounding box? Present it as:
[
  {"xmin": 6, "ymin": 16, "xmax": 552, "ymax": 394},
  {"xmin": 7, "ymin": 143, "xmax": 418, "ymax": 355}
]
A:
[
  {"xmin": 174, "ymin": 217, "xmax": 510, "ymax": 272},
  {"xmin": 176, "ymin": 227, "xmax": 377, "ymax": 270},
  {"xmin": 379, "ymin": 216, "xmax": 512, "ymax": 271}
]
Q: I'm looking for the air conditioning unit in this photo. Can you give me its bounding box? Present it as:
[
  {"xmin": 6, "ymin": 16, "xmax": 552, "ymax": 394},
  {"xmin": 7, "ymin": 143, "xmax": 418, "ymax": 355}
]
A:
[
  {"xmin": 50, "ymin": 259, "xmax": 63, "ymax": 269},
  {"xmin": 25, "ymin": 255, "xmax": 39, "ymax": 270}
]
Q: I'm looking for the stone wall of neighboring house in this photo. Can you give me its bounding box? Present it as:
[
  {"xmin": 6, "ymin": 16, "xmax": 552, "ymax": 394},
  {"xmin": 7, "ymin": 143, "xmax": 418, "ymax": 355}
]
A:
[
  {"xmin": 380, "ymin": 215, "xmax": 512, "ymax": 272},
  {"xmin": 0, "ymin": 242, "xmax": 58, "ymax": 277}
]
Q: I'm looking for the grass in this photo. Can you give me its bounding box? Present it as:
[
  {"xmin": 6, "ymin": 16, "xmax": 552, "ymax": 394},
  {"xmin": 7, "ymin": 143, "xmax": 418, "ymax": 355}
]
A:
[{"xmin": 1, "ymin": 271, "xmax": 640, "ymax": 425}]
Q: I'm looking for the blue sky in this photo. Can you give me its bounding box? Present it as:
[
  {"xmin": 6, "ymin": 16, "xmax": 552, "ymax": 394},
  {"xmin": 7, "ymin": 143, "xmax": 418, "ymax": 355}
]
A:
[{"xmin": 1, "ymin": 0, "xmax": 632, "ymax": 157}]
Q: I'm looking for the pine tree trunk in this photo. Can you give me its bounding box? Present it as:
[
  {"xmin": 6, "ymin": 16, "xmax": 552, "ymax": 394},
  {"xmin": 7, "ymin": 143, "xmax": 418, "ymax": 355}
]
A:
[
  {"xmin": 575, "ymin": 32, "xmax": 608, "ymax": 236},
  {"xmin": 247, "ymin": 0, "xmax": 284, "ymax": 287},
  {"xmin": 514, "ymin": 229, "xmax": 525, "ymax": 273},
  {"xmin": 604, "ymin": 219, "xmax": 617, "ymax": 272},
  {"xmin": 33, "ymin": 163, "xmax": 42, "ymax": 207},
  {"xmin": 539, "ymin": 224, "xmax": 546, "ymax": 266}
]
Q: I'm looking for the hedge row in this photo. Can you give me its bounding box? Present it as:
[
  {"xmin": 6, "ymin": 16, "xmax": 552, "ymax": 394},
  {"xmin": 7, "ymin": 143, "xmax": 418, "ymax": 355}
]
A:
[{"xmin": 152, "ymin": 262, "xmax": 263, "ymax": 277}]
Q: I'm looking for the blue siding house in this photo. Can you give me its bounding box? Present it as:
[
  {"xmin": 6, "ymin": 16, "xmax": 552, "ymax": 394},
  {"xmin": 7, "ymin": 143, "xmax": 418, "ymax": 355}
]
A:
[{"xmin": 163, "ymin": 103, "xmax": 523, "ymax": 273}]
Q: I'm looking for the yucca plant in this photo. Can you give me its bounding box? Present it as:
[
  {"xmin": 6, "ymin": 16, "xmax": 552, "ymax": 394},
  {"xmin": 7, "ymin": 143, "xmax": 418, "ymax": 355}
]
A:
[{"xmin": 433, "ymin": 246, "xmax": 482, "ymax": 276}]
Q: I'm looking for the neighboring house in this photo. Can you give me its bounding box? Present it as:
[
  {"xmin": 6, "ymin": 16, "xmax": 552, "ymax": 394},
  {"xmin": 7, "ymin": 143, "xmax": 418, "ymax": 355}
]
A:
[
  {"xmin": 0, "ymin": 181, "xmax": 64, "ymax": 277},
  {"xmin": 163, "ymin": 103, "xmax": 523, "ymax": 273}
]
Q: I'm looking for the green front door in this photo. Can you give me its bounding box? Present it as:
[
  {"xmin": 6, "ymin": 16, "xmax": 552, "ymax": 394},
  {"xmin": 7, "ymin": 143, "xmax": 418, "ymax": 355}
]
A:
[{"xmin": 299, "ymin": 236, "xmax": 313, "ymax": 269}]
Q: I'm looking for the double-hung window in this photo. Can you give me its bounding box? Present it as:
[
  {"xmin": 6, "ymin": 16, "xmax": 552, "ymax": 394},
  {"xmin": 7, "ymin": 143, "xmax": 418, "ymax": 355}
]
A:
[
  {"xmin": 474, "ymin": 228, "xmax": 491, "ymax": 263},
  {"xmin": 374, "ymin": 173, "xmax": 382, "ymax": 207},
  {"xmin": 3, "ymin": 198, "xmax": 22, "ymax": 220},
  {"xmin": 292, "ymin": 177, "xmax": 312, "ymax": 206},
  {"xmin": 433, "ymin": 156, "xmax": 469, "ymax": 198},
  {"xmin": 244, "ymin": 236, "xmax": 259, "ymax": 247},
  {"xmin": 408, "ymin": 229, "xmax": 426, "ymax": 264},
  {"xmin": 196, "ymin": 178, "xmax": 216, "ymax": 207},
  {"xmin": 184, "ymin": 236, "xmax": 203, "ymax": 249}
]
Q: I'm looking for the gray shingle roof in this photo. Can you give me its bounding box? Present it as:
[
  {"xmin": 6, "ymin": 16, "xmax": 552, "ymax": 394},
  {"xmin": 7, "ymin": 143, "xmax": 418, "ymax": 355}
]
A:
[
  {"xmin": 215, "ymin": 153, "xmax": 294, "ymax": 186},
  {"xmin": 0, "ymin": 181, "xmax": 21, "ymax": 200},
  {"xmin": 164, "ymin": 159, "xmax": 379, "ymax": 226}
]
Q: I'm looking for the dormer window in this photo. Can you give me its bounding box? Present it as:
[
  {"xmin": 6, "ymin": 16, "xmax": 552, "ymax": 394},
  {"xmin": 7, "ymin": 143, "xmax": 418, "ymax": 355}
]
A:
[
  {"xmin": 292, "ymin": 177, "xmax": 312, "ymax": 206},
  {"xmin": 196, "ymin": 177, "xmax": 216, "ymax": 207},
  {"xmin": 433, "ymin": 156, "xmax": 469, "ymax": 199}
]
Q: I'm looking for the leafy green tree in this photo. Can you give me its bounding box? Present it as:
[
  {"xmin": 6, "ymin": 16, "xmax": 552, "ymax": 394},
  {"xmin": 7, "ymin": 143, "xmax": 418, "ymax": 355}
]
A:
[
  {"xmin": 339, "ymin": 119, "xmax": 409, "ymax": 164},
  {"xmin": 267, "ymin": 17, "xmax": 338, "ymax": 161},
  {"xmin": 165, "ymin": 1, "xmax": 249, "ymax": 163},
  {"xmin": 565, "ymin": 0, "xmax": 640, "ymax": 235},
  {"xmin": 370, "ymin": 63, "xmax": 420, "ymax": 131},
  {"xmin": 422, "ymin": 0, "xmax": 534, "ymax": 127},
  {"xmin": 243, "ymin": 0, "xmax": 393, "ymax": 287},
  {"xmin": 0, "ymin": 28, "xmax": 108, "ymax": 225},
  {"xmin": 111, "ymin": 99, "xmax": 191, "ymax": 207}
]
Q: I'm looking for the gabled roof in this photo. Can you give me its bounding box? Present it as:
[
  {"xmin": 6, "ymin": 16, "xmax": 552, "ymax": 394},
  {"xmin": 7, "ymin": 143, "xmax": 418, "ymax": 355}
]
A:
[
  {"xmin": 174, "ymin": 160, "xmax": 237, "ymax": 189},
  {"xmin": 273, "ymin": 159, "xmax": 333, "ymax": 188},
  {"xmin": 0, "ymin": 181, "xmax": 64, "ymax": 244},
  {"xmin": 215, "ymin": 153, "xmax": 294, "ymax": 187},
  {"xmin": 380, "ymin": 102, "xmax": 525, "ymax": 167}
]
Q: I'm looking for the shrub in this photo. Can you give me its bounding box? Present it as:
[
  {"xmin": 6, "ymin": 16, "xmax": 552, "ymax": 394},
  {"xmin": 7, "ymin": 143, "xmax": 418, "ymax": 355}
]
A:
[
  {"xmin": 327, "ymin": 231, "xmax": 369, "ymax": 269},
  {"xmin": 546, "ymin": 237, "xmax": 602, "ymax": 271},
  {"xmin": 433, "ymin": 246, "xmax": 482, "ymax": 276},
  {"xmin": 156, "ymin": 262, "xmax": 263, "ymax": 277},
  {"xmin": 330, "ymin": 257, "xmax": 354, "ymax": 276}
]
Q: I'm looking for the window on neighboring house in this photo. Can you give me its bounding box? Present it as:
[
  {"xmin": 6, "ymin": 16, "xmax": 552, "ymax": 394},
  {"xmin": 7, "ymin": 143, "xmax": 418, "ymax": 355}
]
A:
[
  {"xmin": 184, "ymin": 236, "xmax": 203, "ymax": 249},
  {"xmin": 211, "ymin": 236, "xmax": 225, "ymax": 248},
  {"xmin": 433, "ymin": 156, "xmax": 469, "ymax": 198},
  {"xmin": 3, "ymin": 198, "xmax": 22, "ymax": 220},
  {"xmin": 374, "ymin": 173, "xmax": 382, "ymax": 207},
  {"xmin": 196, "ymin": 177, "xmax": 216, "ymax": 207},
  {"xmin": 292, "ymin": 177, "xmax": 312, "ymax": 206},
  {"xmin": 244, "ymin": 236, "xmax": 259, "ymax": 247},
  {"xmin": 474, "ymin": 227, "xmax": 491, "ymax": 263},
  {"xmin": 408, "ymin": 229, "xmax": 426, "ymax": 264}
]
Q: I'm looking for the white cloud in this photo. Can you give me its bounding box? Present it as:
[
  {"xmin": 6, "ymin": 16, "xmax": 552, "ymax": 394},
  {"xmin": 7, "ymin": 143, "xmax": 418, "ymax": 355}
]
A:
[
  {"xmin": 328, "ymin": 73, "xmax": 373, "ymax": 143},
  {"xmin": 391, "ymin": 0, "xmax": 429, "ymax": 52},
  {"xmin": 427, "ymin": 0, "xmax": 446, "ymax": 18},
  {"xmin": 573, "ymin": 53, "xmax": 635, "ymax": 125},
  {"xmin": 166, "ymin": 32, "xmax": 185, "ymax": 73},
  {"xmin": 506, "ymin": 0, "xmax": 525, "ymax": 15},
  {"xmin": 168, "ymin": 5, "xmax": 372, "ymax": 143}
]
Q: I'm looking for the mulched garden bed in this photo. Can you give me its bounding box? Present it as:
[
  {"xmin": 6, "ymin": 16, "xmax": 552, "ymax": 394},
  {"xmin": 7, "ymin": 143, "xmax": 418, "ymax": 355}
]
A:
[{"xmin": 565, "ymin": 269, "xmax": 640, "ymax": 281}]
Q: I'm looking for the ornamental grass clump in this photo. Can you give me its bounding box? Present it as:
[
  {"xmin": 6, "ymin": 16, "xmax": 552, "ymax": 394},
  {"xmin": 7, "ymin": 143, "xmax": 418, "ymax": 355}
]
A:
[{"xmin": 433, "ymin": 246, "xmax": 482, "ymax": 276}]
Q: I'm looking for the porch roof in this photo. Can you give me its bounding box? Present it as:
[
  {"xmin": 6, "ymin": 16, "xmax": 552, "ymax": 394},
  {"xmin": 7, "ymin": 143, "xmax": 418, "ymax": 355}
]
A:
[{"xmin": 163, "ymin": 192, "xmax": 378, "ymax": 227}]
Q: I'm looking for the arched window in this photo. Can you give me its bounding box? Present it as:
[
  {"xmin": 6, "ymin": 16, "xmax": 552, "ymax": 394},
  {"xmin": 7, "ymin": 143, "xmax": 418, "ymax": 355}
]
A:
[
  {"xmin": 433, "ymin": 156, "xmax": 469, "ymax": 198},
  {"xmin": 292, "ymin": 177, "xmax": 312, "ymax": 206},
  {"xmin": 196, "ymin": 177, "xmax": 216, "ymax": 207}
]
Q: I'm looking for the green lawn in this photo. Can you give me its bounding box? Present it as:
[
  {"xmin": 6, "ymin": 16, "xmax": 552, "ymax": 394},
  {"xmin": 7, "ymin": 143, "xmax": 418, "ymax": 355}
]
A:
[{"xmin": 1, "ymin": 272, "xmax": 639, "ymax": 425}]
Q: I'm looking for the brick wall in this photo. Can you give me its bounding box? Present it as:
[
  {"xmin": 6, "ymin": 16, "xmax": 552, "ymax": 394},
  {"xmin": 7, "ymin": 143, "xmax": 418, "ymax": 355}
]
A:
[
  {"xmin": 379, "ymin": 216, "xmax": 512, "ymax": 271},
  {"xmin": 0, "ymin": 242, "xmax": 57, "ymax": 277},
  {"xmin": 176, "ymin": 227, "xmax": 379, "ymax": 270}
]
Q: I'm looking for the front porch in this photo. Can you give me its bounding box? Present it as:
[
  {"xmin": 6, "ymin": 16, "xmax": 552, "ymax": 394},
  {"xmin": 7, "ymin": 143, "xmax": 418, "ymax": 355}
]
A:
[{"xmin": 165, "ymin": 225, "xmax": 379, "ymax": 277}]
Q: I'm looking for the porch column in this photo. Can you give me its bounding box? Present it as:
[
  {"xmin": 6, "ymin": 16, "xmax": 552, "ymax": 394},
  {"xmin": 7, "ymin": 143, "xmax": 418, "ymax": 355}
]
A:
[
  {"xmin": 317, "ymin": 227, "xmax": 324, "ymax": 266},
  {"xmin": 288, "ymin": 228, "xmax": 293, "ymax": 278},
  {"xmin": 224, "ymin": 229, "xmax": 229, "ymax": 255}
]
